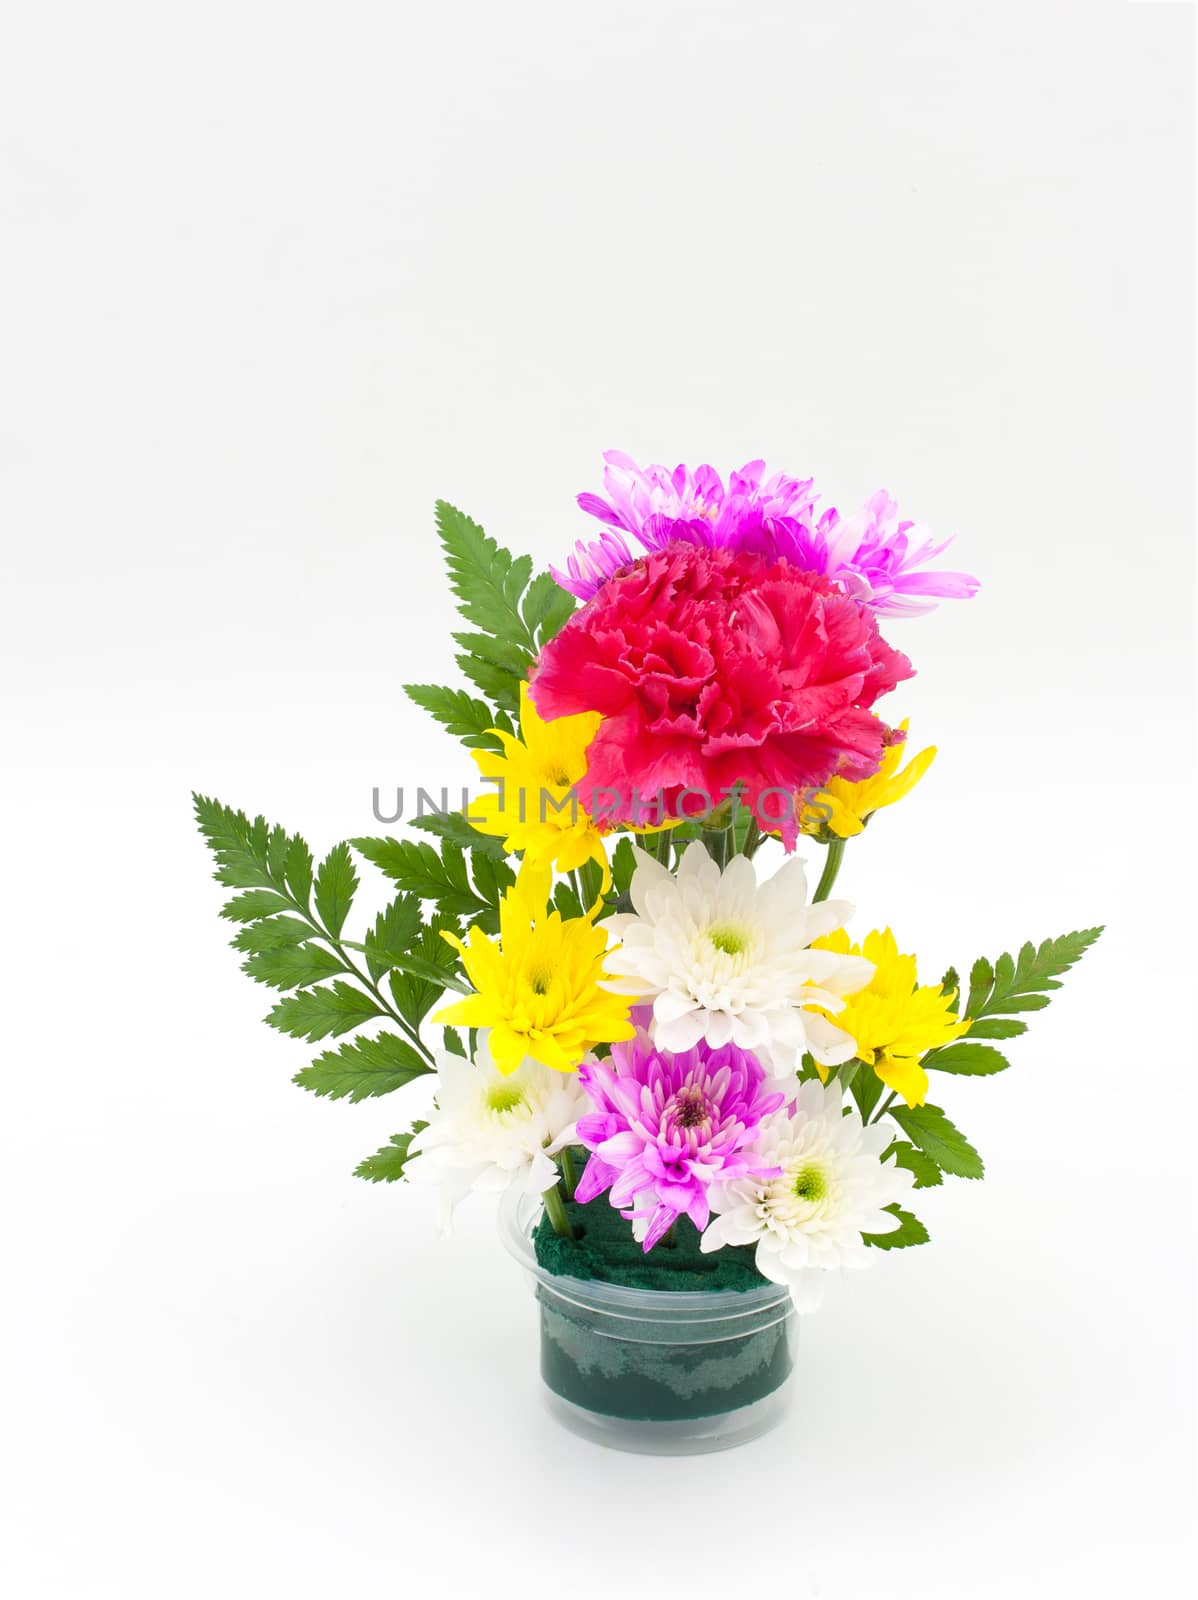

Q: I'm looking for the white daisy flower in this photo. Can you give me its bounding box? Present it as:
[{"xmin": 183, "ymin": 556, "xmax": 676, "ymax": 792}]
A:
[
  {"xmin": 602, "ymin": 841, "xmax": 874, "ymax": 1074},
  {"xmin": 700, "ymin": 1080, "xmax": 915, "ymax": 1311},
  {"xmin": 406, "ymin": 1033, "xmax": 588, "ymax": 1230}
]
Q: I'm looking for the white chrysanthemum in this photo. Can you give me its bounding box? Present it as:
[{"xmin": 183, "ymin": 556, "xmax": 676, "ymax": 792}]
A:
[
  {"xmin": 406, "ymin": 1033, "xmax": 588, "ymax": 1230},
  {"xmin": 699, "ymin": 1080, "xmax": 915, "ymax": 1311},
  {"xmin": 602, "ymin": 841, "xmax": 874, "ymax": 1073}
]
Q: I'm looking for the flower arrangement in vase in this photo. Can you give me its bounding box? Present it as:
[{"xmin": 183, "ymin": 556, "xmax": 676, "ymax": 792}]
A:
[{"xmin": 195, "ymin": 451, "xmax": 1101, "ymax": 1454}]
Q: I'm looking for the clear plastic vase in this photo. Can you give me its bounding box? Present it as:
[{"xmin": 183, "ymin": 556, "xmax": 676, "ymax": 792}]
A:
[{"xmin": 500, "ymin": 1188, "xmax": 797, "ymax": 1455}]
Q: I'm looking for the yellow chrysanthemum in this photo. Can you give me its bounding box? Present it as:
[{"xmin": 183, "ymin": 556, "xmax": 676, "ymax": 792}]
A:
[
  {"xmin": 807, "ymin": 927, "xmax": 969, "ymax": 1107},
  {"xmin": 466, "ymin": 683, "xmax": 611, "ymax": 892},
  {"xmin": 800, "ymin": 722, "xmax": 936, "ymax": 839},
  {"xmin": 434, "ymin": 861, "xmax": 636, "ymax": 1075}
]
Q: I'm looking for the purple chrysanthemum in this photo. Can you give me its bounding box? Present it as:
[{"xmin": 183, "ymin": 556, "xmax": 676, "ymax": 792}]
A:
[
  {"xmin": 805, "ymin": 490, "xmax": 980, "ymax": 618},
  {"xmin": 574, "ymin": 1031, "xmax": 785, "ymax": 1252},
  {"xmin": 552, "ymin": 450, "xmax": 978, "ymax": 617},
  {"xmin": 554, "ymin": 451, "xmax": 824, "ymax": 600}
]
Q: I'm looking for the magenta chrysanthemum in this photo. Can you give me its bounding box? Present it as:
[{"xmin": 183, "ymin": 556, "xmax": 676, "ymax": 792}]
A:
[
  {"xmin": 802, "ymin": 490, "xmax": 980, "ymax": 618},
  {"xmin": 574, "ymin": 1032, "xmax": 786, "ymax": 1252},
  {"xmin": 554, "ymin": 451, "xmax": 827, "ymax": 600},
  {"xmin": 553, "ymin": 450, "xmax": 978, "ymax": 617},
  {"xmin": 530, "ymin": 541, "xmax": 913, "ymax": 842}
]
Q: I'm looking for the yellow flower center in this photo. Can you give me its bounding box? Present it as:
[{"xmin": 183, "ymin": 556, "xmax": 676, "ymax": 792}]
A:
[
  {"xmin": 708, "ymin": 922, "xmax": 750, "ymax": 957},
  {"xmin": 793, "ymin": 1162, "xmax": 828, "ymax": 1202},
  {"xmin": 433, "ymin": 859, "xmax": 636, "ymax": 1075},
  {"xmin": 486, "ymin": 1085, "xmax": 525, "ymax": 1114}
]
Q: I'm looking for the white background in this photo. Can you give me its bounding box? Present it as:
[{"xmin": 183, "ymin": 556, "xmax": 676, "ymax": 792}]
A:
[{"xmin": 2, "ymin": 2, "xmax": 1195, "ymax": 1597}]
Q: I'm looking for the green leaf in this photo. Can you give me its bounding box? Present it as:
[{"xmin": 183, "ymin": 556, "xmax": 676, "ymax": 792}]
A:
[
  {"xmin": 849, "ymin": 1065, "xmax": 884, "ymax": 1122},
  {"xmin": 389, "ymin": 917, "xmax": 464, "ymax": 1024},
  {"xmin": 194, "ymin": 797, "xmax": 316, "ymax": 920},
  {"xmin": 996, "ymin": 993, "xmax": 1052, "ymax": 1014},
  {"xmin": 455, "ymin": 650, "xmax": 524, "ymax": 713},
  {"xmin": 354, "ymin": 1124, "xmax": 428, "ymax": 1183},
  {"xmin": 314, "ymin": 841, "xmax": 357, "ymax": 939},
  {"xmin": 194, "ymin": 794, "xmax": 276, "ymax": 891},
  {"xmin": 941, "ymin": 964, "xmax": 960, "ymax": 998},
  {"xmin": 362, "ymin": 893, "xmax": 424, "ymax": 983},
  {"xmin": 219, "ymin": 889, "xmax": 294, "ymax": 923},
  {"xmin": 230, "ymin": 916, "xmax": 315, "ymax": 953},
  {"xmin": 242, "ymin": 942, "xmax": 346, "ymax": 991},
  {"xmin": 266, "ymin": 824, "xmax": 291, "ymax": 883},
  {"xmin": 266, "ymin": 982, "xmax": 383, "ymax": 1042},
  {"xmin": 885, "ymin": 1140, "xmax": 943, "ymax": 1189},
  {"xmin": 667, "ymin": 820, "xmax": 704, "ymax": 847},
  {"xmin": 890, "ymin": 1104, "xmax": 985, "ymax": 1180},
  {"xmin": 433, "ymin": 504, "xmax": 573, "ymax": 709},
  {"xmin": 435, "ymin": 500, "xmax": 537, "ymax": 652},
  {"xmin": 963, "ymin": 1016, "xmax": 1027, "ymax": 1040},
  {"xmin": 553, "ymin": 879, "xmax": 584, "ymax": 920},
  {"xmin": 521, "ymin": 570, "xmax": 575, "ymax": 645},
  {"xmin": 294, "ymin": 1032, "xmax": 432, "ymax": 1102},
  {"xmin": 469, "ymin": 851, "xmax": 516, "ymax": 908},
  {"xmin": 994, "ymin": 950, "xmax": 1015, "ymax": 994},
  {"xmin": 350, "ymin": 836, "xmax": 493, "ymax": 923},
  {"xmin": 442, "ymin": 1028, "xmax": 467, "ymax": 1058},
  {"xmin": 387, "ymin": 952, "xmax": 471, "ymax": 994},
  {"xmin": 285, "ymin": 835, "xmax": 314, "ymax": 910},
  {"xmin": 965, "ymin": 955, "xmax": 995, "ymax": 1019},
  {"xmin": 612, "ymin": 837, "xmax": 637, "ymax": 899},
  {"xmin": 863, "ymin": 1204, "xmax": 930, "ymax": 1250},
  {"xmin": 408, "ymin": 809, "xmax": 510, "ymax": 861},
  {"xmin": 924, "ymin": 1042, "xmax": 1010, "ymax": 1076},
  {"xmin": 962, "ymin": 928, "xmax": 1103, "ymax": 1025},
  {"xmin": 403, "ymin": 683, "xmax": 507, "ymax": 752},
  {"xmin": 452, "ymin": 630, "xmax": 532, "ymax": 678}
]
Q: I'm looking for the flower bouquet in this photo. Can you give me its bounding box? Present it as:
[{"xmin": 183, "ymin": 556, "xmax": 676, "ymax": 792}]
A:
[{"xmin": 195, "ymin": 452, "xmax": 1101, "ymax": 1455}]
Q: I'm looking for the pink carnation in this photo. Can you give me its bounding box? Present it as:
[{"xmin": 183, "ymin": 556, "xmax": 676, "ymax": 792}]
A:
[{"xmin": 530, "ymin": 542, "xmax": 913, "ymax": 843}]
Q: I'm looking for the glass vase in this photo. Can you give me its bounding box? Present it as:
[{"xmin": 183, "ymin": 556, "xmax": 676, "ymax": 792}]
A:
[{"xmin": 500, "ymin": 1188, "xmax": 797, "ymax": 1455}]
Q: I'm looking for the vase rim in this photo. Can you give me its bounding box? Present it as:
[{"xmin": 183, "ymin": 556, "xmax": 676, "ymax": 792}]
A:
[{"xmin": 498, "ymin": 1183, "xmax": 794, "ymax": 1324}]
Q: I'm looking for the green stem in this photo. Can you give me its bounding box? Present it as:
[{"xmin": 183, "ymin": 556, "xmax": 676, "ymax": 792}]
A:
[
  {"xmin": 870, "ymin": 1090, "xmax": 898, "ymax": 1125},
  {"xmin": 336, "ymin": 956, "xmax": 437, "ymax": 1066},
  {"xmin": 283, "ymin": 894, "xmax": 437, "ymax": 1066},
  {"xmin": 541, "ymin": 1181, "xmax": 574, "ymax": 1239},
  {"xmin": 813, "ymin": 837, "xmax": 846, "ymax": 903},
  {"xmin": 558, "ymin": 1145, "xmax": 577, "ymax": 1200},
  {"xmin": 742, "ymin": 817, "xmax": 762, "ymax": 859}
]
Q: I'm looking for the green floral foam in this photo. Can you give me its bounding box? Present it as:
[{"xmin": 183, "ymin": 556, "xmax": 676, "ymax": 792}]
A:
[
  {"xmin": 533, "ymin": 1194, "xmax": 770, "ymax": 1292},
  {"xmin": 530, "ymin": 1193, "xmax": 793, "ymax": 1423}
]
